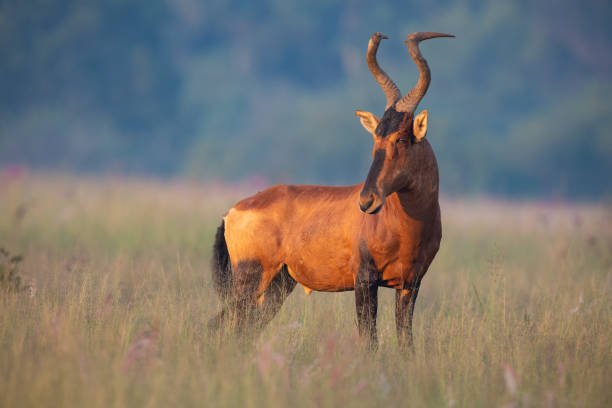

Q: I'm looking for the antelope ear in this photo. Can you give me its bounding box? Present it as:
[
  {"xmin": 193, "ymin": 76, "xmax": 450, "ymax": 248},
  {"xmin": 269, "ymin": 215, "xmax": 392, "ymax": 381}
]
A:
[
  {"xmin": 355, "ymin": 110, "xmax": 380, "ymax": 135},
  {"xmin": 413, "ymin": 110, "xmax": 428, "ymax": 142}
]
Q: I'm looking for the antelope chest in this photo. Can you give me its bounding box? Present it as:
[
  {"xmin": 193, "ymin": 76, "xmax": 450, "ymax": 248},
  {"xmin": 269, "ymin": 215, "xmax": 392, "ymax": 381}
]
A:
[{"xmin": 360, "ymin": 216, "xmax": 430, "ymax": 289}]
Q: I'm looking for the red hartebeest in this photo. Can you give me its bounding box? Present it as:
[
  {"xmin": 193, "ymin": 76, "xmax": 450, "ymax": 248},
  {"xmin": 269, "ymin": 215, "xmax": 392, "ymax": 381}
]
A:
[{"xmin": 210, "ymin": 32, "xmax": 453, "ymax": 348}]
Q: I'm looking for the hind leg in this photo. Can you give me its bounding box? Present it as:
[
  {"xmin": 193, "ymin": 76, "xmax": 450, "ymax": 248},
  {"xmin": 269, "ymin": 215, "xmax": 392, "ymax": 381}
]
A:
[
  {"xmin": 207, "ymin": 259, "xmax": 263, "ymax": 335},
  {"xmin": 208, "ymin": 261, "xmax": 295, "ymax": 338},
  {"xmin": 236, "ymin": 264, "xmax": 297, "ymax": 337},
  {"xmin": 254, "ymin": 265, "xmax": 297, "ymax": 331}
]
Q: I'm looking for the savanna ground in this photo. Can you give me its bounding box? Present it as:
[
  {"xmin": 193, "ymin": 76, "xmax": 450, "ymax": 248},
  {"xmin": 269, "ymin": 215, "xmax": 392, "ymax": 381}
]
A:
[{"xmin": 0, "ymin": 173, "xmax": 610, "ymax": 407}]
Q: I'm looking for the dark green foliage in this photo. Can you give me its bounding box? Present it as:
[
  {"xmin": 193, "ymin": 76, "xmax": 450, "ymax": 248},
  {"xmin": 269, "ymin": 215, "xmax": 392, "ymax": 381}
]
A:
[{"xmin": 0, "ymin": 0, "xmax": 610, "ymax": 198}]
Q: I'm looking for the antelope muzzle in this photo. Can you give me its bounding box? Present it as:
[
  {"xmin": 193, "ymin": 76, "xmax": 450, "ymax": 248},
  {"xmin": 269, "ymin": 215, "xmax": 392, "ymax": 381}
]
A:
[
  {"xmin": 359, "ymin": 149, "xmax": 386, "ymax": 214},
  {"xmin": 359, "ymin": 190, "xmax": 384, "ymax": 214}
]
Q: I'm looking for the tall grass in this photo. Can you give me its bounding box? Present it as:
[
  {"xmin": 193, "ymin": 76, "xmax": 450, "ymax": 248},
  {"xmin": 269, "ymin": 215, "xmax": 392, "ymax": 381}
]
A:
[{"xmin": 1, "ymin": 173, "xmax": 610, "ymax": 407}]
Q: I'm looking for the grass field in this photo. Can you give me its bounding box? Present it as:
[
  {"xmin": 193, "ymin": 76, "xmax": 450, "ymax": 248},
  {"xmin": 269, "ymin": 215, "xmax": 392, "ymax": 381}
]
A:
[{"xmin": 1, "ymin": 174, "xmax": 610, "ymax": 407}]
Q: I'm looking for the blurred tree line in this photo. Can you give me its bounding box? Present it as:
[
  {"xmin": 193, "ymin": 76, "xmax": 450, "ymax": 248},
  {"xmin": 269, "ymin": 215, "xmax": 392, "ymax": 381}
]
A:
[{"xmin": 1, "ymin": 0, "xmax": 610, "ymax": 198}]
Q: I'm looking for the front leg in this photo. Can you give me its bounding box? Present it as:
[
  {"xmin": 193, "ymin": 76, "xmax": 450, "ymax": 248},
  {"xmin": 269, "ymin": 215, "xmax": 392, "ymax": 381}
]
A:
[
  {"xmin": 355, "ymin": 241, "xmax": 379, "ymax": 348},
  {"xmin": 395, "ymin": 279, "xmax": 421, "ymax": 348}
]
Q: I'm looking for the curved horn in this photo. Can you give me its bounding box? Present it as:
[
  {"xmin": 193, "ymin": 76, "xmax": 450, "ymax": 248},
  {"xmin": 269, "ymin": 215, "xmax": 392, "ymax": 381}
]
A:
[
  {"xmin": 367, "ymin": 32, "xmax": 401, "ymax": 110},
  {"xmin": 395, "ymin": 32, "xmax": 454, "ymax": 113}
]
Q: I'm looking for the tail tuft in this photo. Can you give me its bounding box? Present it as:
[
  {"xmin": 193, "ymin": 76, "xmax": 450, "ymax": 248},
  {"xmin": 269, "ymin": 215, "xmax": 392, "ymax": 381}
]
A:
[{"xmin": 211, "ymin": 220, "xmax": 232, "ymax": 301}]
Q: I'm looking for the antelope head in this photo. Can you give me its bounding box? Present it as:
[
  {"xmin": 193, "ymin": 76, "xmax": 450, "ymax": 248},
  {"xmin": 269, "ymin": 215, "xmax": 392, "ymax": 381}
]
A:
[{"xmin": 357, "ymin": 32, "xmax": 454, "ymax": 214}]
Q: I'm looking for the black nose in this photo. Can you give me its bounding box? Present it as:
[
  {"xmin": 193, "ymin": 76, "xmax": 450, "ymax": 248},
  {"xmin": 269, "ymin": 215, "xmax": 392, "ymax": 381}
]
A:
[{"xmin": 359, "ymin": 193, "xmax": 375, "ymax": 212}]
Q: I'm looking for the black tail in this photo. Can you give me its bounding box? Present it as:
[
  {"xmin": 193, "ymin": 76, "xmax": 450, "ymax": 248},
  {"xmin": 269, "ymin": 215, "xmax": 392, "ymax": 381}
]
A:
[{"xmin": 211, "ymin": 220, "xmax": 232, "ymax": 301}]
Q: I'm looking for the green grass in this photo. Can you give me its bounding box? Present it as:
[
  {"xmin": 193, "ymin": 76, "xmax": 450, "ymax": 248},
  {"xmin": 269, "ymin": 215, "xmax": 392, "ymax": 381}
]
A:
[{"xmin": 1, "ymin": 174, "xmax": 610, "ymax": 407}]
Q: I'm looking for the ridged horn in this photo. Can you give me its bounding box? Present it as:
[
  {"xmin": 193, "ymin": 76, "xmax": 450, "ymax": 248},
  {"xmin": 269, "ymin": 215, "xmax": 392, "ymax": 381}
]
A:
[
  {"xmin": 395, "ymin": 32, "xmax": 454, "ymax": 113},
  {"xmin": 367, "ymin": 32, "xmax": 401, "ymax": 110}
]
